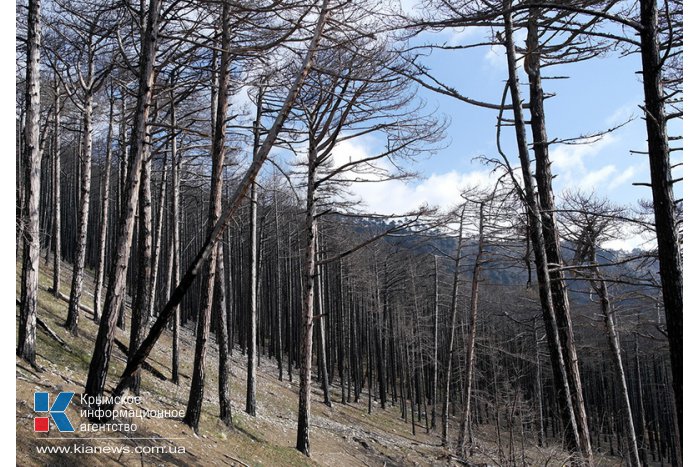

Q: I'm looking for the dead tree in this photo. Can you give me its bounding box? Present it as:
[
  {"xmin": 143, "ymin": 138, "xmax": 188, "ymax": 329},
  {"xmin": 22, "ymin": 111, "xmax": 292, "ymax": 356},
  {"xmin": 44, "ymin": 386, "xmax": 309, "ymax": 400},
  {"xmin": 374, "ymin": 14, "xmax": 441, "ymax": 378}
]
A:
[
  {"xmin": 18, "ymin": 0, "xmax": 42, "ymax": 367},
  {"xmin": 85, "ymin": 0, "xmax": 162, "ymax": 402},
  {"xmin": 184, "ymin": 1, "xmax": 233, "ymax": 430}
]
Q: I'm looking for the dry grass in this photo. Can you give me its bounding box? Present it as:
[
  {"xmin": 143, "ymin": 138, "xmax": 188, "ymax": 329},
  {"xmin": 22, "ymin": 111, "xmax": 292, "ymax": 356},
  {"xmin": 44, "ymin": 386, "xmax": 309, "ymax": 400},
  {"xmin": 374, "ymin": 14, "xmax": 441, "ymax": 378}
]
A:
[{"xmin": 16, "ymin": 259, "xmax": 627, "ymax": 466}]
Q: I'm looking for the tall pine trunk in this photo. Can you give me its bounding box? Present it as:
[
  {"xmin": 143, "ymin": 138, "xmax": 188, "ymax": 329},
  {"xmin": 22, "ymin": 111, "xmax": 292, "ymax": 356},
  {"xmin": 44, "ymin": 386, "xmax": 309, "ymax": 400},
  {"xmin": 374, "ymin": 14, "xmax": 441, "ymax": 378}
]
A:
[
  {"xmin": 51, "ymin": 76, "xmax": 62, "ymax": 299},
  {"xmin": 84, "ymin": 0, "xmax": 161, "ymax": 402},
  {"xmin": 93, "ymin": 90, "xmax": 115, "ymax": 320},
  {"xmin": 502, "ymin": 3, "xmax": 586, "ymax": 462},
  {"xmin": 184, "ymin": 2, "xmax": 231, "ymax": 430},
  {"xmin": 66, "ymin": 87, "xmax": 94, "ymax": 335},
  {"xmin": 639, "ymin": 0, "xmax": 683, "ymax": 450},
  {"xmin": 246, "ymin": 87, "xmax": 263, "ymax": 417},
  {"xmin": 441, "ymin": 204, "xmax": 466, "ymax": 446},
  {"xmin": 110, "ymin": 0, "xmax": 331, "ymax": 403},
  {"xmin": 525, "ymin": 11, "xmax": 592, "ymax": 458},
  {"xmin": 18, "ymin": 0, "xmax": 42, "ymax": 366},
  {"xmin": 457, "ymin": 201, "xmax": 485, "ymax": 455},
  {"xmin": 296, "ymin": 136, "xmax": 318, "ymax": 456},
  {"xmin": 129, "ymin": 116, "xmax": 154, "ymax": 395}
]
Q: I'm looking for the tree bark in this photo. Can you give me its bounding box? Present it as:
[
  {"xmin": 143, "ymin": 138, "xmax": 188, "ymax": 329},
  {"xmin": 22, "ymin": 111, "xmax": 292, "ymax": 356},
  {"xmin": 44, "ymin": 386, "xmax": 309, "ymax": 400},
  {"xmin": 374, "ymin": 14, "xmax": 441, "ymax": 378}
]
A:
[
  {"xmin": 51, "ymin": 76, "xmax": 62, "ymax": 299},
  {"xmin": 502, "ymin": 3, "xmax": 586, "ymax": 462},
  {"xmin": 525, "ymin": 10, "xmax": 592, "ymax": 459},
  {"xmin": 169, "ymin": 84, "xmax": 181, "ymax": 385},
  {"xmin": 129, "ymin": 116, "xmax": 155, "ymax": 395},
  {"xmin": 149, "ymin": 152, "xmax": 168, "ymax": 317},
  {"xmin": 66, "ymin": 84, "xmax": 94, "ymax": 336},
  {"xmin": 215, "ymin": 241, "xmax": 233, "ymax": 426},
  {"xmin": 431, "ymin": 255, "xmax": 439, "ymax": 431},
  {"xmin": 591, "ymin": 266, "xmax": 641, "ymax": 467},
  {"xmin": 639, "ymin": 0, "xmax": 683, "ymax": 451},
  {"xmin": 184, "ymin": 1, "xmax": 231, "ymax": 431},
  {"xmin": 84, "ymin": 0, "xmax": 161, "ymax": 402},
  {"xmin": 441, "ymin": 204, "xmax": 466, "ymax": 446},
  {"xmin": 18, "ymin": 0, "xmax": 42, "ymax": 366},
  {"xmin": 457, "ymin": 201, "xmax": 485, "ymax": 455},
  {"xmin": 246, "ymin": 87, "xmax": 263, "ymax": 417},
  {"xmin": 109, "ymin": 0, "xmax": 331, "ymax": 405},
  {"xmin": 296, "ymin": 135, "xmax": 318, "ymax": 456},
  {"xmin": 93, "ymin": 90, "xmax": 115, "ymax": 321}
]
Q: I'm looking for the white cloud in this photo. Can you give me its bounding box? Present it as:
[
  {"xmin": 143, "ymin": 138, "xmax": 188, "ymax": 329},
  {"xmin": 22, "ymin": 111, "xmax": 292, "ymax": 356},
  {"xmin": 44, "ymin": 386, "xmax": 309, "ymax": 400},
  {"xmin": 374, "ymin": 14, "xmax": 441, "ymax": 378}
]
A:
[
  {"xmin": 608, "ymin": 165, "xmax": 637, "ymax": 191},
  {"xmin": 579, "ymin": 164, "xmax": 617, "ymax": 189},
  {"xmin": 550, "ymin": 133, "xmax": 618, "ymax": 189},
  {"xmin": 350, "ymin": 169, "xmax": 496, "ymax": 215},
  {"xmin": 601, "ymin": 228, "xmax": 655, "ymax": 252},
  {"xmin": 326, "ymin": 135, "xmax": 499, "ymax": 214}
]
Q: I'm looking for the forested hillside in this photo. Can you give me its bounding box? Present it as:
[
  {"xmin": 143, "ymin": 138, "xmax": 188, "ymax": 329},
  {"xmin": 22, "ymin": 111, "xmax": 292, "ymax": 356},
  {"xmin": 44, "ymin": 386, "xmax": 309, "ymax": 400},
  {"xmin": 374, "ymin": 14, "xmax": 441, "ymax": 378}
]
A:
[{"xmin": 16, "ymin": 0, "xmax": 682, "ymax": 465}]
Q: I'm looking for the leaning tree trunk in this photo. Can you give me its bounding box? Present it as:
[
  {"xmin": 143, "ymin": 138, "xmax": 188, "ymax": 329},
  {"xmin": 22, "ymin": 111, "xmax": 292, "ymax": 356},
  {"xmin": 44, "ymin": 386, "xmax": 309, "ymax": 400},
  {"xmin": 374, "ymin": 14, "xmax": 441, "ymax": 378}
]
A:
[
  {"xmin": 84, "ymin": 0, "xmax": 161, "ymax": 403},
  {"xmin": 525, "ymin": 10, "xmax": 593, "ymax": 459},
  {"xmin": 18, "ymin": 0, "xmax": 42, "ymax": 366},
  {"xmin": 502, "ymin": 3, "xmax": 585, "ymax": 463},
  {"xmin": 109, "ymin": 0, "xmax": 331, "ymax": 404},
  {"xmin": 590, "ymin": 265, "xmax": 641, "ymax": 467},
  {"xmin": 639, "ymin": 0, "xmax": 683, "ymax": 450},
  {"xmin": 184, "ymin": 2, "xmax": 231, "ymax": 431}
]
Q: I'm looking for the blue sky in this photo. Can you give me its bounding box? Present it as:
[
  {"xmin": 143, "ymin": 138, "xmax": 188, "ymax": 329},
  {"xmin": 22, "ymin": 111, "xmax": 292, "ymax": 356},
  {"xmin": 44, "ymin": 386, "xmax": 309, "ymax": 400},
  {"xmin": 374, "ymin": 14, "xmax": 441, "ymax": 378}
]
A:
[{"xmin": 328, "ymin": 16, "xmax": 683, "ymax": 251}]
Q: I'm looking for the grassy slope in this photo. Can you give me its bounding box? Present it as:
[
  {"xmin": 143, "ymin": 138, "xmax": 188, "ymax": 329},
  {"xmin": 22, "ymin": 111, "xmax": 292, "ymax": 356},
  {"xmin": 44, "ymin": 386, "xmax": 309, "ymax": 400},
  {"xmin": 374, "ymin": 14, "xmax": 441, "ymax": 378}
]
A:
[{"xmin": 16, "ymin": 259, "xmax": 621, "ymax": 466}]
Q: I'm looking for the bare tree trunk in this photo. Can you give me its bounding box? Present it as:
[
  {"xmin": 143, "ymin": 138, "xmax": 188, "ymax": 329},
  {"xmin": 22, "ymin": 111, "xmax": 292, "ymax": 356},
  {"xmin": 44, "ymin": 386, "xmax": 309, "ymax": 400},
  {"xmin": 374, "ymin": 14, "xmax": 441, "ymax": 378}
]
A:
[
  {"xmin": 502, "ymin": 3, "xmax": 585, "ymax": 462},
  {"xmin": 148, "ymin": 153, "xmax": 168, "ymax": 317},
  {"xmin": 110, "ymin": 0, "xmax": 330, "ymax": 403},
  {"xmin": 639, "ymin": 0, "xmax": 683, "ymax": 451},
  {"xmin": 93, "ymin": 89, "xmax": 115, "ymax": 320},
  {"xmin": 51, "ymin": 76, "xmax": 62, "ymax": 298},
  {"xmin": 431, "ymin": 255, "xmax": 439, "ymax": 431},
  {"xmin": 184, "ymin": 1, "xmax": 231, "ymax": 431},
  {"xmin": 296, "ymin": 136, "xmax": 318, "ymax": 456},
  {"xmin": 214, "ymin": 241, "xmax": 233, "ymax": 425},
  {"xmin": 525, "ymin": 11, "xmax": 592, "ymax": 459},
  {"xmin": 129, "ymin": 114, "xmax": 155, "ymax": 395},
  {"xmin": 169, "ymin": 83, "xmax": 181, "ymax": 385},
  {"xmin": 274, "ymin": 182, "xmax": 284, "ymax": 381},
  {"xmin": 458, "ymin": 201, "xmax": 485, "ymax": 455},
  {"xmin": 441, "ymin": 204, "xmax": 466, "ymax": 446},
  {"xmin": 316, "ymin": 234, "xmax": 331, "ymax": 407},
  {"xmin": 246, "ymin": 180, "xmax": 259, "ymax": 416},
  {"xmin": 84, "ymin": 0, "xmax": 161, "ymax": 402},
  {"xmin": 533, "ymin": 320, "xmax": 545, "ymax": 447},
  {"xmin": 246, "ymin": 86, "xmax": 263, "ymax": 417},
  {"xmin": 591, "ymin": 266, "xmax": 640, "ymax": 467},
  {"xmin": 66, "ymin": 87, "xmax": 94, "ymax": 336},
  {"xmin": 18, "ymin": 0, "xmax": 42, "ymax": 366}
]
